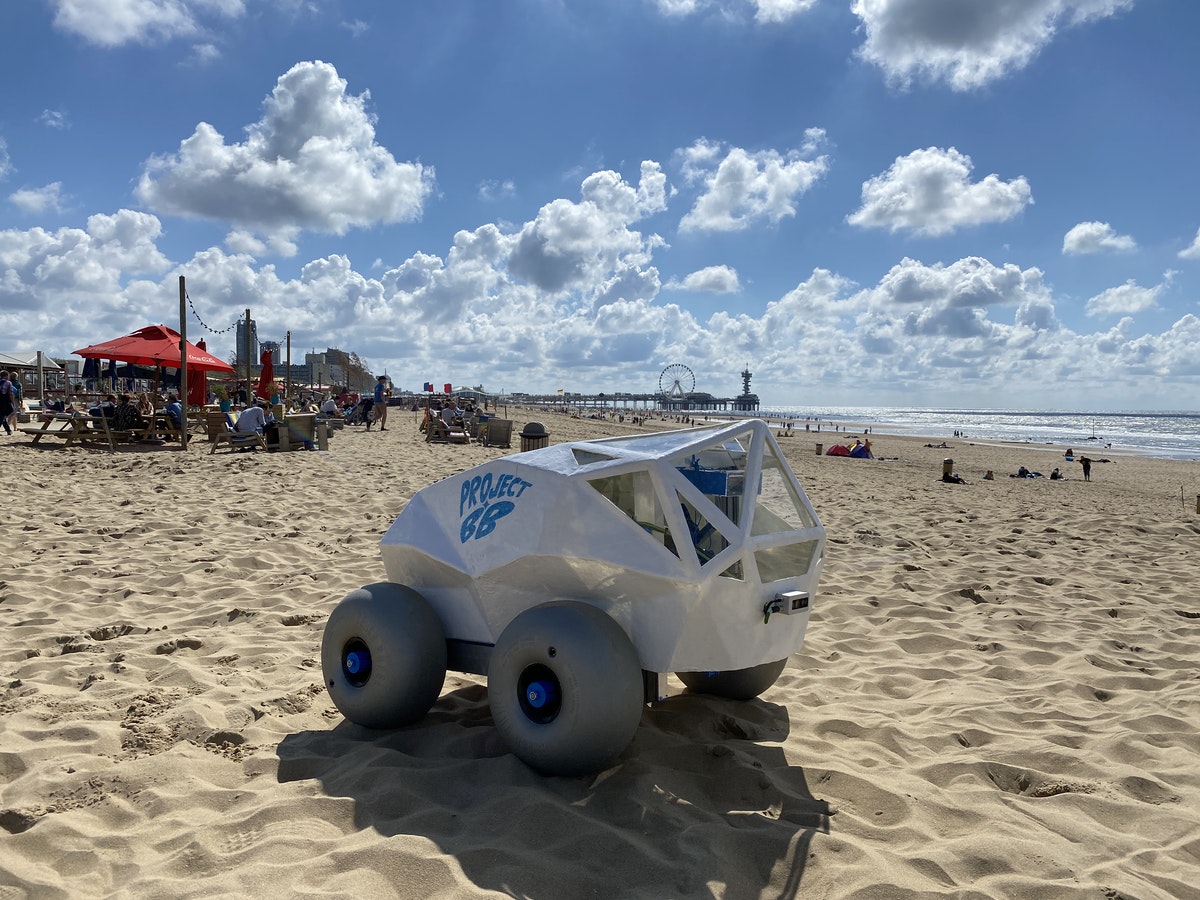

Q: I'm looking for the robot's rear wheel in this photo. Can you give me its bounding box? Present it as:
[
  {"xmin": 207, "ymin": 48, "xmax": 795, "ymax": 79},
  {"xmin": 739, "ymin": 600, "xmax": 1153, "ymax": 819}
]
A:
[{"xmin": 676, "ymin": 658, "xmax": 788, "ymax": 701}]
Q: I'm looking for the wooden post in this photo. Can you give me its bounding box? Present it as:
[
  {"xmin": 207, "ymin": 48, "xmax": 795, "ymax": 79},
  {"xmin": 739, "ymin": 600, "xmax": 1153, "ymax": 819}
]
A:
[
  {"xmin": 179, "ymin": 275, "xmax": 188, "ymax": 450},
  {"xmin": 285, "ymin": 331, "xmax": 291, "ymax": 405}
]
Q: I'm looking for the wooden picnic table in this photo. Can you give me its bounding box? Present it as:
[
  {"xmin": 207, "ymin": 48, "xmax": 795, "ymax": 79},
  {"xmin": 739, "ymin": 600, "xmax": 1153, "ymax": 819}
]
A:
[{"xmin": 17, "ymin": 413, "xmax": 119, "ymax": 451}]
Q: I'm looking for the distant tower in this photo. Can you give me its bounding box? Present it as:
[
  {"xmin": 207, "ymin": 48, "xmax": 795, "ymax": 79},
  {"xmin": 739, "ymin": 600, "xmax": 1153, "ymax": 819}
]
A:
[{"xmin": 733, "ymin": 366, "xmax": 759, "ymax": 412}]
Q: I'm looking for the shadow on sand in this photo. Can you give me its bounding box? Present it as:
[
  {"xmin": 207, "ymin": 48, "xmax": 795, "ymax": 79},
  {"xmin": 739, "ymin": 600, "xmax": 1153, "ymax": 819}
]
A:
[{"xmin": 277, "ymin": 684, "xmax": 830, "ymax": 898}]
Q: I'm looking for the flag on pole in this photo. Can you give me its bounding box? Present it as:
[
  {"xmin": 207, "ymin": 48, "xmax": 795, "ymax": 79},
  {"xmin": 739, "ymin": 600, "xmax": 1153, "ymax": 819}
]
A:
[
  {"xmin": 423, "ymin": 382, "xmax": 433, "ymax": 392},
  {"xmin": 443, "ymin": 383, "xmax": 452, "ymax": 394}
]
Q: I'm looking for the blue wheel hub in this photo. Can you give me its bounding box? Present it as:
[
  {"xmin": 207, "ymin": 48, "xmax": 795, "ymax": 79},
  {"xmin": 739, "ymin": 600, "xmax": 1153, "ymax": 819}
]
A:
[
  {"xmin": 342, "ymin": 639, "xmax": 372, "ymax": 687},
  {"xmin": 517, "ymin": 663, "xmax": 562, "ymax": 724}
]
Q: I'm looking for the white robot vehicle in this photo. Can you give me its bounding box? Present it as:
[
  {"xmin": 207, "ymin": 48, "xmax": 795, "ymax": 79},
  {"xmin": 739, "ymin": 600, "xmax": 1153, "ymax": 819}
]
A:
[{"xmin": 321, "ymin": 419, "xmax": 825, "ymax": 775}]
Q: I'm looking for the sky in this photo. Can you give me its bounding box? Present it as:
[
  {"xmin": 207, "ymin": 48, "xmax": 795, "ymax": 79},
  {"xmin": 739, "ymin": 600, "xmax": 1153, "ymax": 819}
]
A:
[{"xmin": 2, "ymin": 0, "xmax": 1198, "ymax": 410}]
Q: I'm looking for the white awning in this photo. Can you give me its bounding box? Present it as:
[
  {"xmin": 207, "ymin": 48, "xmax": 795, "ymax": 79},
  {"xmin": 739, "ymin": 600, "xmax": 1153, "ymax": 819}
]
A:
[{"xmin": 0, "ymin": 351, "xmax": 63, "ymax": 371}]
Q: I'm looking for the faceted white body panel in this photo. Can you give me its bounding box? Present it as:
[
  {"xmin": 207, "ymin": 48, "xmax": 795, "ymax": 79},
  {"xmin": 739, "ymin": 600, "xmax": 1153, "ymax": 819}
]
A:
[{"xmin": 380, "ymin": 419, "xmax": 825, "ymax": 674}]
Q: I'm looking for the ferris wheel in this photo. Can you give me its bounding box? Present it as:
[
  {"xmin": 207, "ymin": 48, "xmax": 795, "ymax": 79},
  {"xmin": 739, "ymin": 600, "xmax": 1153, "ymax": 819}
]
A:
[{"xmin": 658, "ymin": 363, "xmax": 696, "ymax": 398}]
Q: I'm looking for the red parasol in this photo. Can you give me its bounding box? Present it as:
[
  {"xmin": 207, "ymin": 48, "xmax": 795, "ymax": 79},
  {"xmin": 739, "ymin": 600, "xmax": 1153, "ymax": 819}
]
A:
[
  {"xmin": 255, "ymin": 349, "xmax": 275, "ymax": 400},
  {"xmin": 74, "ymin": 324, "xmax": 234, "ymax": 372},
  {"xmin": 187, "ymin": 340, "xmax": 211, "ymax": 406}
]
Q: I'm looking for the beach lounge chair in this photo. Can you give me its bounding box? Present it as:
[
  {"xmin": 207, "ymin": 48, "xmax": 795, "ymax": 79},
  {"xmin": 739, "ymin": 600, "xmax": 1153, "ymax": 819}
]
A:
[
  {"xmin": 205, "ymin": 411, "xmax": 232, "ymax": 444},
  {"xmin": 481, "ymin": 417, "xmax": 513, "ymax": 448},
  {"xmin": 425, "ymin": 418, "xmax": 470, "ymax": 444},
  {"xmin": 206, "ymin": 411, "xmax": 267, "ymax": 454}
]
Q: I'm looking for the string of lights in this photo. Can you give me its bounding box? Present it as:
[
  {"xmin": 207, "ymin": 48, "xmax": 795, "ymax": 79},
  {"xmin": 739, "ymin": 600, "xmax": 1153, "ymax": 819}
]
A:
[
  {"xmin": 184, "ymin": 290, "xmax": 239, "ymax": 336},
  {"xmin": 185, "ymin": 290, "xmax": 287, "ymax": 351}
]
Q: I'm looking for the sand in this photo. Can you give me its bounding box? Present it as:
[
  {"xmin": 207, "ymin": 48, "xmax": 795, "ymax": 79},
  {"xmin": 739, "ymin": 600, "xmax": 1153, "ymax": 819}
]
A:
[{"xmin": 2, "ymin": 410, "xmax": 1198, "ymax": 899}]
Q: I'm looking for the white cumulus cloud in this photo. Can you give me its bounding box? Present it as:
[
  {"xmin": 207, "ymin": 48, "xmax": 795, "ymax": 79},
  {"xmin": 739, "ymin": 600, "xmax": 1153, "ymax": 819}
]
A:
[
  {"xmin": 1062, "ymin": 221, "xmax": 1137, "ymax": 254},
  {"xmin": 10, "ymin": 183, "xmax": 68, "ymax": 215},
  {"xmin": 663, "ymin": 265, "xmax": 741, "ymax": 293},
  {"xmin": 652, "ymin": 0, "xmax": 817, "ymax": 22},
  {"xmin": 1178, "ymin": 227, "xmax": 1200, "ymax": 261},
  {"xmin": 50, "ymin": 0, "xmax": 246, "ymax": 47},
  {"xmin": 135, "ymin": 61, "xmax": 435, "ymax": 248},
  {"xmin": 508, "ymin": 162, "xmax": 667, "ymax": 298},
  {"xmin": 847, "ymin": 147, "xmax": 1032, "ymax": 236},
  {"xmin": 851, "ymin": 0, "xmax": 1135, "ymax": 91},
  {"xmin": 1085, "ymin": 279, "xmax": 1161, "ymax": 317},
  {"xmin": 678, "ymin": 136, "xmax": 829, "ymax": 233},
  {"xmin": 0, "ymin": 210, "xmax": 171, "ymax": 322}
]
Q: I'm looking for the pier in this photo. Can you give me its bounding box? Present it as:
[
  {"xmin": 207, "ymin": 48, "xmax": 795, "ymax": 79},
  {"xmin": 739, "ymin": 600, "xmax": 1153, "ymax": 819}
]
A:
[{"xmin": 505, "ymin": 390, "xmax": 759, "ymax": 413}]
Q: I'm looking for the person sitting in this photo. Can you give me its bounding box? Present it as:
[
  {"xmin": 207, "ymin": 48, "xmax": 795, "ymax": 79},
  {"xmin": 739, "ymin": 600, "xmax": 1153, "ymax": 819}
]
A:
[
  {"xmin": 320, "ymin": 394, "xmax": 341, "ymax": 417},
  {"xmin": 163, "ymin": 394, "xmax": 183, "ymax": 432},
  {"xmin": 1049, "ymin": 467, "xmax": 1062, "ymax": 480},
  {"xmin": 441, "ymin": 398, "xmax": 461, "ymax": 428},
  {"xmin": 137, "ymin": 392, "xmax": 156, "ymax": 417},
  {"xmin": 111, "ymin": 393, "xmax": 143, "ymax": 432},
  {"xmin": 90, "ymin": 394, "xmax": 118, "ymax": 418},
  {"xmin": 234, "ymin": 399, "xmax": 270, "ymax": 435}
]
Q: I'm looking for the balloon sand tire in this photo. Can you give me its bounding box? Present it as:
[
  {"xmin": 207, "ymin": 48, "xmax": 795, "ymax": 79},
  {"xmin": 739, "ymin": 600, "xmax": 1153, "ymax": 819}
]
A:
[
  {"xmin": 676, "ymin": 658, "xmax": 788, "ymax": 701},
  {"xmin": 488, "ymin": 601, "xmax": 644, "ymax": 776},
  {"xmin": 322, "ymin": 582, "xmax": 447, "ymax": 729}
]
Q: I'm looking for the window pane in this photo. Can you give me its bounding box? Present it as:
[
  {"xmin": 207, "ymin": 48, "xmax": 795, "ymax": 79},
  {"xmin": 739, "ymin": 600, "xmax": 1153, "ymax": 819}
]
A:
[
  {"xmin": 754, "ymin": 541, "xmax": 818, "ymax": 583},
  {"xmin": 588, "ymin": 471, "xmax": 678, "ymax": 558},
  {"xmin": 677, "ymin": 491, "xmax": 732, "ymax": 566},
  {"xmin": 751, "ymin": 442, "xmax": 818, "ymax": 535}
]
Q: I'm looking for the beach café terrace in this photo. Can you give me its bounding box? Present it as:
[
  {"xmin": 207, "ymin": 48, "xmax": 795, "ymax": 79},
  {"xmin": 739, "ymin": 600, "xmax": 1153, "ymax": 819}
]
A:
[{"xmin": 11, "ymin": 328, "xmax": 333, "ymax": 453}]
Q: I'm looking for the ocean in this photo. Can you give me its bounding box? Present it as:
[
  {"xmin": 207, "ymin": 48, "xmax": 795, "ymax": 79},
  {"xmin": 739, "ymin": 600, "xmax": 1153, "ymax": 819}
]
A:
[{"xmin": 754, "ymin": 407, "xmax": 1200, "ymax": 461}]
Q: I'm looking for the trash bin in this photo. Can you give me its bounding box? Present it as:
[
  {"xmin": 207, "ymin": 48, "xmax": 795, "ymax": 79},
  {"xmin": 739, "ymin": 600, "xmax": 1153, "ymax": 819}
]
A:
[
  {"xmin": 815, "ymin": 443, "xmax": 823, "ymax": 456},
  {"xmin": 942, "ymin": 458, "xmax": 954, "ymax": 479},
  {"xmin": 519, "ymin": 421, "xmax": 549, "ymax": 452}
]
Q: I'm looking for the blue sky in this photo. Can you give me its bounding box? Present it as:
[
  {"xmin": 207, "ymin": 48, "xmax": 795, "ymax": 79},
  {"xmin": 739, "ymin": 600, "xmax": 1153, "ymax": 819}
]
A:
[{"xmin": 2, "ymin": 0, "xmax": 1198, "ymax": 409}]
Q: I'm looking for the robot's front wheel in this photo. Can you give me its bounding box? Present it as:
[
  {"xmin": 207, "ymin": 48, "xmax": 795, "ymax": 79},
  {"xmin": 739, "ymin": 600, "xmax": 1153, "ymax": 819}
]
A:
[
  {"xmin": 676, "ymin": 658, "xmax": 788, "ymax": 701},
  {"xmin": 488, "ymin": 601, "xmax": 643, "ymax": 775},
  {"xmin": 321, "ymin": 582, "xmax": 447, "ymax": 728}
]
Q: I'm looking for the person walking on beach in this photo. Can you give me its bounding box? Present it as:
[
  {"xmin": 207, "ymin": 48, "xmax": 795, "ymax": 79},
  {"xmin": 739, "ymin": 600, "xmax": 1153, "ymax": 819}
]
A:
[
  {"xmin": 1080, "ymin": 456, "xmax": 1092, "ymax": 482},
  {"xmin": 0, "ymin": 370, "xmax": 14, "ymax": 435},
  {"xmin": 371, "ymin": 375, "xmax": 389, "ymax": 431}
]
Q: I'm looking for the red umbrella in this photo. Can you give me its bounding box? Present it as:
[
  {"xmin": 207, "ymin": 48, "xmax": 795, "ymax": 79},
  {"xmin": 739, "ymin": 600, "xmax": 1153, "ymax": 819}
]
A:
[
  {"xmin": 74, "ymin": 324, "xmax": 234, "ymax": 372},
  {"xmin": 255, "ymin": 349, "xmax": 274, "ymax": 400},
  {"xmin": 187, "ymin": 340, "xmax": 211, "ymax": 406}
]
